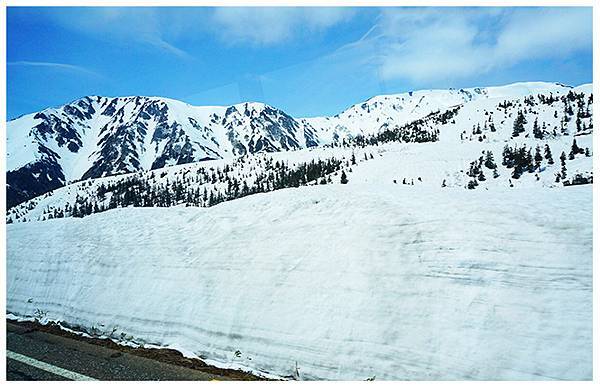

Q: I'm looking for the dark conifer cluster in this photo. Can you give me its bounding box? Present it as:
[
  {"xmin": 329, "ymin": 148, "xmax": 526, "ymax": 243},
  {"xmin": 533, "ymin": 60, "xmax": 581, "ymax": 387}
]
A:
[
  {"xmin": 511, "ymin": 110, "xmax": 528, "ymax": 137},
  {"xmin": 466, "ymin": 150, "xmax": 499, "ymax": 189},
  {"xmin": 351, "ymin": 107, "xmax": 460, "ymax": 147},
  {"xmin": 351, "ymin": 121, "xmax": 439, "ymax": 147},
  {"xmin": 497, "ymin": 92, "xmax": 593, "ymax": 141},
  {"xmin": 563, "ymin": 173, "xmax": 593, "ymax": 186},
  {"xmin": 502, "ymin": 144, "xmax": 553, "ymax": 180},
  {"xmin": 568, "ymin": 139, "xmax": 587, "ymax": 160},
  {"xmin": 19, "ymin": 155, "xmax": 346, "ymax": 221}
]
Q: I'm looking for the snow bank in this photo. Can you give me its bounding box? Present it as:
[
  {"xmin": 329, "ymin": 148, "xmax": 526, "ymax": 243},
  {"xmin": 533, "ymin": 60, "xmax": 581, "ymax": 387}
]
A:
[{"xmin": 7, "ymin": 184, "xmax": 592, "ymax": 380}]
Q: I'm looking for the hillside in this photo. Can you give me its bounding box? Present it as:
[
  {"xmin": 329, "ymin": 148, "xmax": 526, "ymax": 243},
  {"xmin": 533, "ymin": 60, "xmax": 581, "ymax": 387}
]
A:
[
  {"xmin": 5, "ymin": 81, "xmax": 594, "ymax": 380},
  {"xmin": 7, "ymin": 83, "xmax": 593, "ymax": 224},
  {"xmin": 6, "ymin": 81, "xmax": 584, "ymax": 207}
]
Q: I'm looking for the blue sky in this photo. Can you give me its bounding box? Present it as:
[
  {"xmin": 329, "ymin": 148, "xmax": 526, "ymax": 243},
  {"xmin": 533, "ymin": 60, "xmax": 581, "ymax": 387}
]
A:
[{"xmin": 7, "ymin": 7, "xmax": 593, "ymax": 119}]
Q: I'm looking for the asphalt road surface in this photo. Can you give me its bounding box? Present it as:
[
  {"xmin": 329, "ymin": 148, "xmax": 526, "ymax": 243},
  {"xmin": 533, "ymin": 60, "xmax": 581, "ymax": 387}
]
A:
[{"xmin": 6, "ymin": 321, "xmax": 251, "ymax": 381}]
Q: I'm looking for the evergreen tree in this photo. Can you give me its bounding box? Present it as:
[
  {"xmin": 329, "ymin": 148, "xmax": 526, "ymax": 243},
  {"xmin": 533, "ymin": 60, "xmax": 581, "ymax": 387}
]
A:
[
  {"xmin": 570, "ymin": 139, "xmax": 582, "ymax": 159},
  {"xmin": 560, "ymin": 152, "xmax": 567, "ymax": 179},
  {"xmin": 484, "ymin": 151, "xmax": 497, "ymax": 169},
  {"xmin": 512, "ymin": 164, "xmax": 523, "ymax": 179},
  {"xmin": 525, "ymin": 148, "xmax": 535, "ymax": 173},
  {"xmin": 512, "ymin": 110, "xmax": 527, "ymax": 137},
  {"xmin": 493, "ymin": 168, "xmax": 500, "ymax": 179},
  {"xmin": 544, "ymin": 144, "xmax": 554, "ymax": 164},
  {"xmin": 477, "ymin": 170, "xmax": 486, "ymax": 181},
  {"xmin": 532, "ymin": 118, "xmax": 543, "ymax": 139},
  {"xmin": 340, "ymin": 171, "xmax": 349, "ymax": 184},
  {"xmin": 534, "ymin": 146, "xmax": 543, "ymax": 170},
  {"xmin": 502, "ymin": 144, "xmax": 512, "ymax": 167}
]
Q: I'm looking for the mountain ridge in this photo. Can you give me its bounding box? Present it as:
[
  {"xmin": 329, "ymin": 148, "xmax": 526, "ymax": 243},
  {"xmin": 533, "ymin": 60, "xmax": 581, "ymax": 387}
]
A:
[{"xmin": 6, "ymin": 81, "xmax": 590, "ymax": 208}]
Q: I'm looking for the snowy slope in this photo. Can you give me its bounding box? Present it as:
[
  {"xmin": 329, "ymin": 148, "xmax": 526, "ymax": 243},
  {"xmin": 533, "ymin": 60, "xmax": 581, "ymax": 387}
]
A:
[
  {"xmin": 7, "ymin": 83, "xmax": 593, "ymax": 224},
  {"xmin": 7, "ymin": 184, "xmax": 592, "ymax": 380},
  {"xmin": 6, "ymin": 96, "xmax": 317, "ymax": 207},
  {"xmin": 300, "ymin": 82, "xmax": 574, "ymax": 143},
  {"xmin": 6, "ymin": 81, "xmax": 583, "ymax": 208},
  {"xmin": 6, "ymin": 81, "xmax": 593, "ymax": 380},
  {"xmin": 6, "ymin": 146, "xmax": 357, "ymax": 223}
]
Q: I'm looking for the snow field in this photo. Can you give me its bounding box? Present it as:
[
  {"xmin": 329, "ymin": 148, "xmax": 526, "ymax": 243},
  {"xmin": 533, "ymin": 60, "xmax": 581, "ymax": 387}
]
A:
[{"xmin": 7, "ymin": 183, "xmax": 592, "ymax": 380}]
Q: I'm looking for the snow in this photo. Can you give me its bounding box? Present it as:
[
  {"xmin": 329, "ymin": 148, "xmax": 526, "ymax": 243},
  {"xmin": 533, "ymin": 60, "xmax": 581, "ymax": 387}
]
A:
[
  {"xmin": 7, "ymin": 83, "xmax": 593, "ymax": 224},
  {"xmin": 6, "ymin": 81, "xmax": 584, "ymax": 181},
  {"xmin": 6, "ymin": 183, "xmax": 592, "ymax": 380},
  {"xmin": 300, "ymin": 81, "xmax": 575, "ymax": 143},
  {"xmin": 6, "ymin": 112, "xmax": 45, "ymax": 171},
  {"xmin": 6, "ymin": 80, "xmax": 593, "ymax": 380}
]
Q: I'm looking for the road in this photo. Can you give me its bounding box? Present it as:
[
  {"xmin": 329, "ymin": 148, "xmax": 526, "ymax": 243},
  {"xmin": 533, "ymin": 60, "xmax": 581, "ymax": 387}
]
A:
[{"xmin": 6, "ymin": 321, "xmax": 261, "ymax": 381}]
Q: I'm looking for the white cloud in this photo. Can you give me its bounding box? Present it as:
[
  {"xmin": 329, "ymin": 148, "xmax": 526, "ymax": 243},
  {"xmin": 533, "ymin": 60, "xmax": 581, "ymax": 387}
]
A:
[
  {"xmin": 211, "ymin": 7, "xmax": 356, "ymax": 45},
  {"xmin": 32, "ymin": 6, "xmax": 591, "ymax": 83},
  {"xmin": 366, "ymin": 7, "xmax": 592, "ymax": 83},
  {"xmin": 42, "ymin": 7, "xmax": 355, "ymax": 55},
  {"xmin": 44, "ymin": 8, "xmax": 193, "ymax": 60}
]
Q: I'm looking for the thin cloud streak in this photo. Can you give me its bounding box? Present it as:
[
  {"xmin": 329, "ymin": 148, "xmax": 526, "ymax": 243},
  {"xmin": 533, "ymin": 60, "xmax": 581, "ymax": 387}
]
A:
[
  {"xmin": 7, "ymin": 61, "xmax": 105, "ymax": 78},
  {"xmin": 43, "ymin": 8, "xmax": 194, "ymax": 61}
]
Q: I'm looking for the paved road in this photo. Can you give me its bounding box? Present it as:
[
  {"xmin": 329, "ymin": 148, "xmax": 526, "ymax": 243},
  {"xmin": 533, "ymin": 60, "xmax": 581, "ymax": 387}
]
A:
[{"xmin": 6, "ymin": 321, "xmax": 237, "ymax": 381}]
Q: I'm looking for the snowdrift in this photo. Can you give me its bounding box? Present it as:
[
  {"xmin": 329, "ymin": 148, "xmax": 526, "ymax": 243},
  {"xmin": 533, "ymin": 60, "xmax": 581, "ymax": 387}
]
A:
[{"xmin": 7, "ymin": 184, "xmax": 592, "ymax": 380}]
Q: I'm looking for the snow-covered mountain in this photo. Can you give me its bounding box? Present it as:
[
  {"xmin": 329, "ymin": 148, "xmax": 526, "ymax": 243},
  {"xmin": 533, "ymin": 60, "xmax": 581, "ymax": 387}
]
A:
[
  {"xmin": 300, "ymin": 81, "xmax": 574, "ymax": 143},
  {"xmin": 5, "ymin": 81, "xmax": 588, "ymax": 209},
  {"xmin": 7, "ymin": 82, "xmax": 593, "ymax": 224},
  {"xmin": 7, "ymin": 97, "xmax": 319, "ymax": 207},
  {"xmin": 6, "ymin": 80, "xmax": 594, "ymax": 380}
]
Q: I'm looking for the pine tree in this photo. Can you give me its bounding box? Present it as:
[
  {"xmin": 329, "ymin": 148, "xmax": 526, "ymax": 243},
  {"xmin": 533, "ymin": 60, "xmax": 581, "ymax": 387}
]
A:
[
  {"xmin": 534, "ymin": 146, "xmax": 543, "ymax": 170},
  {"xmin": 512, "ymin": 111, "xmax": 525, "ymax": 137},
  {"xmin": 544, "ymin": 144, "xmax": 554, "ymax": 164},
  {"xmin": 502, "ymin": 144, "xmax": 512, "ymax": 167},
  {"xmin": 484, "ymin": 151, "xmax": 497, "ymax": 169},
  {"xmin": 478, "ymin": 170, "xmax": 486, "ymax": 181},
  {"xmin": 560, "ymin": 152, "xmax": 567, "ymax": 179},
  {"xmin": 340, "ymin": 171, "xmax": 349, "ymax": 184},
  {"xmin": 532, "ymin": 118, "xmax": 543, "ymax": 139},
  {"xmin": 512, "ymin": 164, "xmax": 523, "ymax": 179},
  {"xmin": 526, "ymin": 148, "xmax": 535, "ymax": 173},
  {"xmin": 570, "ymin": 139, "xmax": 581, "ymax": 158}
]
